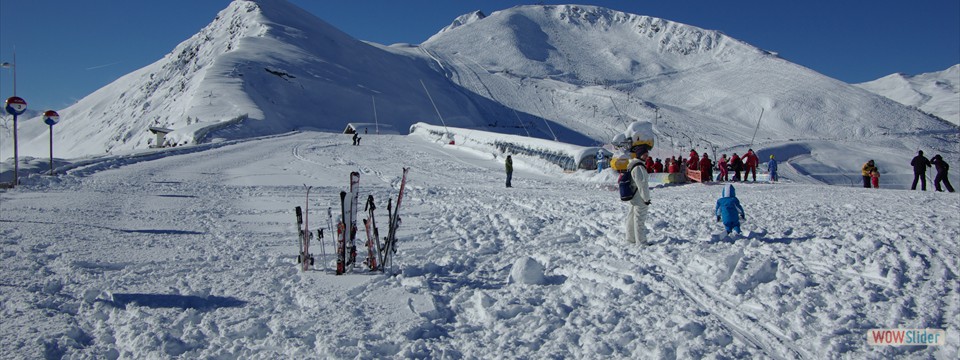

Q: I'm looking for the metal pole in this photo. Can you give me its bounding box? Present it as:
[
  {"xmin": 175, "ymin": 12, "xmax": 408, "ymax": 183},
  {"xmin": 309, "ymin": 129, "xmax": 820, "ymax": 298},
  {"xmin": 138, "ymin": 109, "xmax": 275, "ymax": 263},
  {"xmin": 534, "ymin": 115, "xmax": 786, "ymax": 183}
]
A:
[
  {"xmin": 749, "ymin": 108, "xmax": 764, "ymax": 147},
  {"xmin": 512, "ymin": 109, "xmax": 530, "ymax": 137},
  {"xmin": 12, "ymin": 114, "xmax": 18, "ymax": 186},
  {"xmin": 1, "ymin": 59, "xmax": 12, "ymax": 184},
  {"xmin": 11, "ymin": 49, "xmax": 17, "ymax": 186},
  {"xmin": 419, "ymin": 79, "xmax": 449, "ymax": 134},
  {"xmin": 49, "ymin": 125, "xmax": 54, "ymax": 175},
  {"xmin": 371, "ymin": 95, "xmax": 379, "ymax": 135},
  {"xmin": 12, "ymin": 49, "xmax": 15, "ymax": 96}
]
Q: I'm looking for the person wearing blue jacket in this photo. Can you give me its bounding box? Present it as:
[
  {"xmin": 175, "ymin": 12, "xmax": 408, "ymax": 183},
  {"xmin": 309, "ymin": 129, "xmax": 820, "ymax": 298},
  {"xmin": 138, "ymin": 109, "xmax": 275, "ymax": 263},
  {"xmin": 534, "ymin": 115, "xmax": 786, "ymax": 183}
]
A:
[
  {"xmin": 767, "ymin": 155, "xmax": 779, "ymax": 182},
  {"xmin": 715, "ymin": 184, "xmax": 746, "ymax": 235}
]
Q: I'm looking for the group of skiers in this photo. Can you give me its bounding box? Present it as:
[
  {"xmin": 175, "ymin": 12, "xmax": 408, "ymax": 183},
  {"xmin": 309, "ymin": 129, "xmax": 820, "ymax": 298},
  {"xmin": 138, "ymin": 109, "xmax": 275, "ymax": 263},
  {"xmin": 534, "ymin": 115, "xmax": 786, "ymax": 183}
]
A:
[
  {"xmin": 860, "ymin": 150, "xmax": 954, "ymax": 192},
  {"xmin": 643, "ymin": 148, "xmax": 778, "ymax": 183},
  {"xmin": 909, "ymin": 150, "xmax": 952, "ymax": 192}
]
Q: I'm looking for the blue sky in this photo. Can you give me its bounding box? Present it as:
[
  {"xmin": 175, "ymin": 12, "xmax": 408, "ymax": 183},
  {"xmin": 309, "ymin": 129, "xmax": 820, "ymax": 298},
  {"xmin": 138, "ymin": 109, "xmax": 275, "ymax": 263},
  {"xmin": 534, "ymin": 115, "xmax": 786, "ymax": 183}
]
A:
[{"xmin": 1, "ymin": 0, "xmax": 958, "ymax": 112}]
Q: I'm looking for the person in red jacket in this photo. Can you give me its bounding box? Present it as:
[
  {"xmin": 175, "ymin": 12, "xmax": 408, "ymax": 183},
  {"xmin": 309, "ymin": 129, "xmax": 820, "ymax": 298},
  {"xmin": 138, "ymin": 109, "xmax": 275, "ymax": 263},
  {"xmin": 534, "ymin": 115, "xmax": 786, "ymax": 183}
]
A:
[
  {"xmin": 645, "ymin": 156, "xmax": 655, "ymax": 173},
  {"xmin": 744, "ymin": 149, "xmax": 759, "ymax": 181},
  {"xmin": 699, "ymin": 154, "xmax": 713, "ymax": 182},
  {"xmin": 667, "ymin": 158, "xmax": 678, "ymax": 173},
  {"xmin": 688, "ymin": 150, "xmax": 700, "ymax": 170},
  {"xmin": 653, "ymin": 159, "xmax": 664, "ymax": 173},
  {"xmin": 717, "ymin": 154, "xmax": 729, "ymax": 181}
]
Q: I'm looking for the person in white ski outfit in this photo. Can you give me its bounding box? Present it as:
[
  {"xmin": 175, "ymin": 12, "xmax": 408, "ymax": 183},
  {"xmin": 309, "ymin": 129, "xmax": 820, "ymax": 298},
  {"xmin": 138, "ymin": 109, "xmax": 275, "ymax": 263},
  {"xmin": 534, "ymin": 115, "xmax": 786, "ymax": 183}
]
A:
[{"xmin": 626, "ymin": 151, "xmax": 652, "ymax": 245}]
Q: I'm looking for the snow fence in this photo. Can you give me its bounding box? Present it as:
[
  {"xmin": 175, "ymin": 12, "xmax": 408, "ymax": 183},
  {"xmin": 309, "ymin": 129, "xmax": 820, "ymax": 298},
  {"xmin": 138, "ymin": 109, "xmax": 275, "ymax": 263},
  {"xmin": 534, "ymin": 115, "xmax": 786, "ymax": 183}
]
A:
[{"xmin": 409, "ymin": 123, "xmax": 611, "ymax": 171}]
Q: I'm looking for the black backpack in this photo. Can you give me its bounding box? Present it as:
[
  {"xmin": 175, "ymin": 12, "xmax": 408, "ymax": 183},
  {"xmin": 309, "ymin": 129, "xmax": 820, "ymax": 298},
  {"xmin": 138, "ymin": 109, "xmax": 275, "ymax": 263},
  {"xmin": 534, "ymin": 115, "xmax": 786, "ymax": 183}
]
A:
[{"xmin": 618, "ymin": 164, "xmax": 639, "ymax": 201}]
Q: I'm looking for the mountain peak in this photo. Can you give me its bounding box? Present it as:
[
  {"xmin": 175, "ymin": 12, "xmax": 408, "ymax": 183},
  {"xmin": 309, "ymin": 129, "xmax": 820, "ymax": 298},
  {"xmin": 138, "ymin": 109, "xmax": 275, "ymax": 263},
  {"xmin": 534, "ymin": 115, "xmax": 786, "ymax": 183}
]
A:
[{"xmin": 435, "ymin": 10, "xmax": 486, "ymax": 36}]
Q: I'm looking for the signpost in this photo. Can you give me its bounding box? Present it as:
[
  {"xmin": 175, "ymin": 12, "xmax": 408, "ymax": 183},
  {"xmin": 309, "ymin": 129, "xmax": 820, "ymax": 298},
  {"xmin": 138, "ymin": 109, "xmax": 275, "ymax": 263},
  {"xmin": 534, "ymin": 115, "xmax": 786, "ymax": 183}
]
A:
[
  {"xmin": 43, "ymin": 110, "xmax": 60, "ymax": 175},
  {"xmin": 4, "ymin": 96, "xmax": 27, "ymax": 186}
]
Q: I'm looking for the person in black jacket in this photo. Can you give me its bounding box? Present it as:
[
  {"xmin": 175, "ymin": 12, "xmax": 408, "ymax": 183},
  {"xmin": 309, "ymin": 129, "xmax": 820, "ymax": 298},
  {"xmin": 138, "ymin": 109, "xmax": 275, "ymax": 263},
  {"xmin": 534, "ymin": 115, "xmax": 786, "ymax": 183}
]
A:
[
  {"xmin": 910, "ymin": 150, "xmax": 932, "ymax": 191},
  {"xmin": 505, "ymin": 155, "xmax": 513, "ymax": 188},
  {"xmin": 931, "ymin": 154, "xmax": 955, "ymax": 192}
]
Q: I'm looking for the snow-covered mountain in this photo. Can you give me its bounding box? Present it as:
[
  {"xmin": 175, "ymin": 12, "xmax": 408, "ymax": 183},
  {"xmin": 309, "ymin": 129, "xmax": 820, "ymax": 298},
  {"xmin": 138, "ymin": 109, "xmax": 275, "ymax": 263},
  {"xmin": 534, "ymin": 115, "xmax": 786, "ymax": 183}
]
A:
[
  {"xmin": 856, "ymin": 64, "xmax": 960, "ymax": 126},
  {"xmin": 8, "ymin": 0, "xmax": 529, "ymax": 157},
  {"xmin": 4, "ymin": 0, "xmax": 957, "ymax": 188},
  {"xmin": 418, "ymin": 5, "xmax": 957, "ymax": 170}
]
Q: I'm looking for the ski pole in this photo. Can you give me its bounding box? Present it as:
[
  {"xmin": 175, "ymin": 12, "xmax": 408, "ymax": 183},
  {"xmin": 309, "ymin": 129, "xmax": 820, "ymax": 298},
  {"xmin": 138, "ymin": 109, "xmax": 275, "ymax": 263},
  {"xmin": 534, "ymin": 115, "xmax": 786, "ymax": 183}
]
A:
[{"xmin": 318, "ymin": 228, "xmax": 325, "ymax": 272}]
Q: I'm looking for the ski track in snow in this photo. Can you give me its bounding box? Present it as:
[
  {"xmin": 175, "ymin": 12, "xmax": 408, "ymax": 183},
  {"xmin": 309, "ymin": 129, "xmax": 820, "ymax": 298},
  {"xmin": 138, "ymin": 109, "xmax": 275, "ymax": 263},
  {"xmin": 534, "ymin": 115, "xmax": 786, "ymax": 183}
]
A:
[{"xmin": 1, "ymin": 132, "xmax": 957, "ymax": 359}]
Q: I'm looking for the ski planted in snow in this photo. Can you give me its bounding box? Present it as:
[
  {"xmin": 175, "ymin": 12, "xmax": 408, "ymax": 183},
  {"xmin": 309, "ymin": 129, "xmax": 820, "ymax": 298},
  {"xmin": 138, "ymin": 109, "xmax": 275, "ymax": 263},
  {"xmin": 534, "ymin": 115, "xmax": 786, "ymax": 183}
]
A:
[
  {"xmin": 336, "ymin": 191, "xmax": 347, "ymax": 275},
  {"xmin": 336, "ymin": 172, "xmax": 361, "ymax": 275},
  {"xmin": 363, "ymin": 195, "xmax": 381, "ymax": 271},
  {"xmin": 380, "ymin": 167, "xmax": 409, "ymax": 272},
  {"xmin": 347, "ymin": 172, "xmax": 360, "ymax": 269},
  {"xmin": 297, "ymin": 185, "xmax": 315, "ymax": 271},
  {"xmin": 295, "ymin": 205, "xmax": 304, "ymax": 262}
]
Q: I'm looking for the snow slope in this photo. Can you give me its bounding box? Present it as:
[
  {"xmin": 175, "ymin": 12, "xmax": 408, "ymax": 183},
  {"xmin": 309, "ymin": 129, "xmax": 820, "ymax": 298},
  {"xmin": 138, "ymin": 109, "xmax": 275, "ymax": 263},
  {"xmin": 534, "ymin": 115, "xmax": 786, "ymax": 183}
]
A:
[
  {"xmin": 1, "ymin": 131, "xmax": 957, "ymax": 358},
  {"xmin": 3, "ymin": 1, "xmax": 956, "ymax": 191},
  {"xmin": 857, "ymin": 64, "xmax": 960, "ymax": 126}
]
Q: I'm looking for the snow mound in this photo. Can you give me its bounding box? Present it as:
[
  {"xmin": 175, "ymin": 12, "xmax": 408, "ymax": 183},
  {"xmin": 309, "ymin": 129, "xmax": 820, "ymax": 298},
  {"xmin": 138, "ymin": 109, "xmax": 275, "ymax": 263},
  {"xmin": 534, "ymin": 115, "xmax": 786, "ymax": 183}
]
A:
[{"xmin": 509, "ymin": 257, "xmax": 548, "ymax": 285}]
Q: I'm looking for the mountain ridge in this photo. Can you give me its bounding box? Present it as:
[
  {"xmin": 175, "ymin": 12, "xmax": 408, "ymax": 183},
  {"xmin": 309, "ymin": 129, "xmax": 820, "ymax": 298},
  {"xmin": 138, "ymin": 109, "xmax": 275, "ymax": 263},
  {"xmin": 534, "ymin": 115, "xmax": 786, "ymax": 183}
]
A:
[{"xmin": 856, "ymin": 64, "xmax": 960, "ymax": 125}]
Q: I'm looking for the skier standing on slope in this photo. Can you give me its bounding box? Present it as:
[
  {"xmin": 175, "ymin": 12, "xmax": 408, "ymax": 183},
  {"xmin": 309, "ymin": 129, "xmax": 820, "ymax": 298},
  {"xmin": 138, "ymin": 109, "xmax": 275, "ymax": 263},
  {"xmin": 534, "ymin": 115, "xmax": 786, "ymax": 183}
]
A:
[
  {"xmin": 625, "ymin": 149, "xmax": 652, "ymax": 245},
  {"xmin": 910, "ymin": 150, "xmax": 932, "ymax": 191},
  {"xmin": 767, "ymin": 155, "xmax": 778, "ymax": 182},
  {"xmin": 931, "ymin": 154, "xmax": 955, "ymax": 192},
  {"xmin": 715, "ymin": 184, "xmax": 746, "ymax": 236},
  {"xmin": 861, "ymin": 160, "xmax": 877, "ymax": 188},
  {"xmin": 699, "ymin": 153, "xmax": 713, "ymax": 182},
  {"xmin": 730, "ymin": 153, "xmax": 743, "ymax": 182},
  {"xmin": 717, "ymin": 154, "xmax": 729, "ymax": 182},
  {"xmin": 688, "ymin": 149, "xmax": 700, "ymax": 170},
  {"xmin": 744, "ymin": 149, "xmax": 759, "ymax": 182},
  {"xmin": 505, "ymin": 155, "xmax": 513, "ymax": 188}
]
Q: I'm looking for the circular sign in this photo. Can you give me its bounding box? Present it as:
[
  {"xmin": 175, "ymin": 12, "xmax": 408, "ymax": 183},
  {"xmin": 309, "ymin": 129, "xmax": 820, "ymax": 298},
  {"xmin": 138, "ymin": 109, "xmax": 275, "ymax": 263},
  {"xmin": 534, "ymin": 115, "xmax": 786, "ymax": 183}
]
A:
[
  {"xmin": 5, "ymin": 96, "xmax": 27, "ymax": 116},
  {"xmin": 43, "ymin": 110, "xmax": 60, "ymax": 126}
]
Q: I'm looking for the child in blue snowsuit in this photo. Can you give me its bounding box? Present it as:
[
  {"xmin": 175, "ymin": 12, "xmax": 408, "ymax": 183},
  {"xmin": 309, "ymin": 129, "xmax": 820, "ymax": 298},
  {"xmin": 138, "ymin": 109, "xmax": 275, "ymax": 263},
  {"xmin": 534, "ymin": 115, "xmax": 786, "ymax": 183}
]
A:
[{"xmin": 715, "ymin": 184, "xmax": 746, "ymax": 235}]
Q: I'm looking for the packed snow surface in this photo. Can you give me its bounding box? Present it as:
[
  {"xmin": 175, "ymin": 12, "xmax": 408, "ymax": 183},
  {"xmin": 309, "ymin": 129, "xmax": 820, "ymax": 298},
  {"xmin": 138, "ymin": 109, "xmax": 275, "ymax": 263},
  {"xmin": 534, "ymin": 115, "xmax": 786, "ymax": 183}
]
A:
[{"xmin": 1, "ymin": 132, "xmax": 958, "ymax": 359}]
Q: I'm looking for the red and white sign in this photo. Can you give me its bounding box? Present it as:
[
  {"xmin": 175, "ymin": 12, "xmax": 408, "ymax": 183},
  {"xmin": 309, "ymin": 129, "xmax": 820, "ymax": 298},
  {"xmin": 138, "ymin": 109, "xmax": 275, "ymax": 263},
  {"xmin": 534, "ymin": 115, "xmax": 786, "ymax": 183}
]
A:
[
  {"xmin": 43, "ymin": 110, "xmax": 60, "ymax": 126},
  {"xmin": 5, "ymin": 96, "xmax": 27, "ymax": 115}
]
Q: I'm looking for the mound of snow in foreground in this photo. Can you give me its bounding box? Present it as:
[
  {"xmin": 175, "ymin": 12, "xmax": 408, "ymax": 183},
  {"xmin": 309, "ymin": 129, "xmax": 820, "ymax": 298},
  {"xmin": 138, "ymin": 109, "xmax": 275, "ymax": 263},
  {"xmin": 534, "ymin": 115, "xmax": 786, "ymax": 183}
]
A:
[{"xmin": 0, "ymin": 132, "xmax": 957, "ymax": 358}]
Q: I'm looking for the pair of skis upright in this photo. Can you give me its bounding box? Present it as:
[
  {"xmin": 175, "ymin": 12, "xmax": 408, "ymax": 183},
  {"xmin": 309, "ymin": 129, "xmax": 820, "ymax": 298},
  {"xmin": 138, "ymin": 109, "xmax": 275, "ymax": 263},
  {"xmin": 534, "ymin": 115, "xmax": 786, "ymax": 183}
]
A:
[
  {"xmin": 336, "ymin": 167, "xmax": 408, "ymax": 274},
  {"xmin": 380, "ymin": 167, "xmax": 408, "ymax": 272},
  {"xmin": 296, "ymin": 168, "xmax": 408, "ymax": 274},
  {"xmin": 295, "ymin": 185, "xmax": 324, "ymax": 272},
  {"xmin": 336, "ymin": 172, "xmax": 361, "ymax": 275}
]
